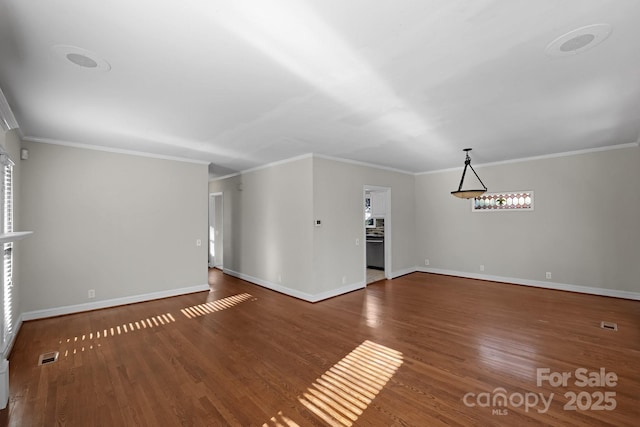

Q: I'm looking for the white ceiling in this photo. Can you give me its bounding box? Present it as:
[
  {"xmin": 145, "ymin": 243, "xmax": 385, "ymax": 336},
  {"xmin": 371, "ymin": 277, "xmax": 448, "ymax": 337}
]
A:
[{"xmin": 1, "ymin": 0, "xmax": 639, "ymax": 177}]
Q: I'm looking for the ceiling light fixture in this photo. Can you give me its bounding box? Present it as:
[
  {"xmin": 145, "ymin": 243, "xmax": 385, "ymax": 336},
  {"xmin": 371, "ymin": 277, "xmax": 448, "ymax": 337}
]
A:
[
  {"xmin": 52, "ymin": 45, "xmax": 111, "ymax": 71},
  {"xmin": 544, "ymin": 24, "xmax": 612, "ymax": 57},
  {"xmin": 66, "ymin": 53, "xmax": 98, "ymax": 68},
  {"xmin": 451, "ymin": 148, "xmax": 487, "ymax": 199}
]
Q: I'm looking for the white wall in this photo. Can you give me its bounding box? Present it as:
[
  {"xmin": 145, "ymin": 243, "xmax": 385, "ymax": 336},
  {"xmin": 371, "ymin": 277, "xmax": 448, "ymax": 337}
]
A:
[
  {"xmin": 212, "ymin": 146, "xmax": 639, "ymax": 301},
  {"xmin": 415, "ymin": 146, "xmax": 640, "ymax": 295},
  {"xmin": 19, "ymin": 141, "xmax": 209, "ymax": 314},
  {"xmin": 210, "ymin": 154, "xmax": 415, "ymax": 300},
  {"xmin": 209, "ymin": 156, "xmax": 315, "ymax": 297},
  {"xmin": 312, "ymin": 156, "xmax": 416, "ymax": 294}
]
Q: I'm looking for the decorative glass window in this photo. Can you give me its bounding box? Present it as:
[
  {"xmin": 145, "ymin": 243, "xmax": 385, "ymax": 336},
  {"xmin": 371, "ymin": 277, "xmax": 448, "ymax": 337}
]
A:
[{"xmin": 472, "ymin": 191, "xmax": 534, "ymax": 212}]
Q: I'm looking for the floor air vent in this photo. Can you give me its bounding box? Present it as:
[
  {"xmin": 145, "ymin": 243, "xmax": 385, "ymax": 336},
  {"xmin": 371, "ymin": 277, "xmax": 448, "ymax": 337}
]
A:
[
  {"xmin": 600, "ymin": 321, "xmax": 618, "ymax": 331},
  {"xmin": 38, "ymin": 351, "xmax": 59, "ymax": 366}
]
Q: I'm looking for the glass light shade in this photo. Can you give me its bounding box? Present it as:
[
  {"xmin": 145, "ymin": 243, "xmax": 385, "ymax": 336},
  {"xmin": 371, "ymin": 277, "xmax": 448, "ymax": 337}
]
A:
[{"xmin": 451, "ymin": 189, "xmax": 486, "ymax": 199}]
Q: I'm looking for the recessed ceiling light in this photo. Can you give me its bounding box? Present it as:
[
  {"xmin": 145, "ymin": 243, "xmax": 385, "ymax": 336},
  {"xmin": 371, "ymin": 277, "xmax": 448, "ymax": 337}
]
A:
[
  {"xmin": 544, "ymin": 24, "xmax": 612, "ymax": 57},
  {"xmin": 52, "ymin": 45, "xmax": 111, "ymax": 71},
  {"xmin": 66, "ymin": 53, "xmax": 98, "ymax": 68}
]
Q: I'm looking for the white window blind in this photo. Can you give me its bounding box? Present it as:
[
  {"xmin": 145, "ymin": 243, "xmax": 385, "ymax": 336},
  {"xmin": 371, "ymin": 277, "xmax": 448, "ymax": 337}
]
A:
[{"xmin": 2, "ymin": 156, "xmax": 13, "ymax": 347}]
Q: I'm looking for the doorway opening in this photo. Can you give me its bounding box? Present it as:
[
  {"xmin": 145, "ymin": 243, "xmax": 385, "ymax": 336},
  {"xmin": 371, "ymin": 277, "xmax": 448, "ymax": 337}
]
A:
[
  {"xmin": 209, "ymin": 193, "xmax": 224, "ymax": 269},
  {"xmin": 363, "ymin": 186, "xmax": 391, "ymax": 284}
]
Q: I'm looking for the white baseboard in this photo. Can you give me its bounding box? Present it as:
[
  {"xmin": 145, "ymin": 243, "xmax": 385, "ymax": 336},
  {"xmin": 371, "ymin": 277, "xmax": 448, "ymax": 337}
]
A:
[
  {"xmin": 223, "ymin": 266, "xmax": 640, "ymax": 302},
  {"xmin": 1, "ymin": 316, "xmax": 23, "ymax": 360},
  {"xmin": 224, "ymin": 269, "xmax": 365, "ymax": 302},
  {"xmin": 390, "ymin": 266, "xmax": 416, "ymax": 280},
  {"xmin": 21, "ymin": 283, "xmax": 211, "ymax": 321},
  {"xmin": 224, "ymin": 269, "xmax": 317, "ymax": 301},
  {"xmin": 0, "ymin": 358, "xmax": 7, "ymax": 410},
  {"xmin": 416, "ymin": 267, "xmax": 640, "ymax": 301},
  {"xmin": 313, "ymin": 281, "xmax": 366, "ymax": 302}
]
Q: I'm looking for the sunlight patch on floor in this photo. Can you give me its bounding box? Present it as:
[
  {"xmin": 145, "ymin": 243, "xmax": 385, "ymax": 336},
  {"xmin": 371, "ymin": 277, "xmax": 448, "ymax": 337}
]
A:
[
  {"xmin": 180, "ymin": 293, "xmax": 255, "ymax": 318},
  {"xmin": 55, "ymin": 294, "xmax": 255, "ymax": 358},
  {"xmin": 263, "ymin": 340, "xmax": 403, "ymax": 427},
  {"xmin": 58, "ymin": 312, "xmax": 176, "ymax": 357}
]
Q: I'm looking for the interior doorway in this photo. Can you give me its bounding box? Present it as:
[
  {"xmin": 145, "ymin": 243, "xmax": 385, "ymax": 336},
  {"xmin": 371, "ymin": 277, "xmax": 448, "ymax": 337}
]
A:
[
  {"xmin": 209, "ymin": 193, "xmax": 224, "ymax": 269},
  {"xmin": 363, "ymin": 186, "xmax": 391, "ymax": 284}
]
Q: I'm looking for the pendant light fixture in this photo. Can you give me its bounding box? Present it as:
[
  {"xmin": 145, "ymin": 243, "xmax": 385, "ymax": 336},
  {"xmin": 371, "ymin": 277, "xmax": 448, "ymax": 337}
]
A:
[{"xmin": 451, "ymin": 148, "xmax": 487, "ymax": 199}]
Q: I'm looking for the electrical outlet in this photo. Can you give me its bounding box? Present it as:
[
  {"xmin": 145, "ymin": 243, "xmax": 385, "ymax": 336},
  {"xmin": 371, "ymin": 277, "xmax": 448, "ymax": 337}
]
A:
[
  {"xmin": 355, "ymin": 238, "xmax": 360, "ymax": 246},
  {"xmin": 196, "ymin": 239, "xmax": 202, "ymax": 246},
  {"xmin": 480, "ymin": 265, "xmax": 485, "ymax": 272},
  {"xmin": 546, "ymin": 272, "xmax": 552, "ymax": 280},
  {"xmin": 342, "ymin": 275, "xmax": 347, "ymax": 285},
  {"xmin": 88, "ymin": 289, "xmax": 95, "ymax": 299},
  {"xmin": 425, "ymin": 258, "xmax": 430, "ymax": 266}
]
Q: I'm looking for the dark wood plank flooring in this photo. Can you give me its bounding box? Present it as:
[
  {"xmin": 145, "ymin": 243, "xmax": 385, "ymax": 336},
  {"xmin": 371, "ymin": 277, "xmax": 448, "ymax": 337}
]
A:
[{"xmin": 4, "ymin": 270, "xmax": 640, "ymax": 426}]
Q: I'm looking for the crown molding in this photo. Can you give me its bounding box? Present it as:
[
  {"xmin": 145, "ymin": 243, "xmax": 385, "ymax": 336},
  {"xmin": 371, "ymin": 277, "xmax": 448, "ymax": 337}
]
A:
[
  {"xmin": 416, "ymin": 142, "xmax": 640, "ymax": 175},
  {"xmin": 22, "ymin": 136, "xmax": 210, "ymax": 165},
  {"xmin": 312, "ymin": 153, "xmax": 415, "ymax": 175},
  {"xmin": 209, "ymin": 152, "xmax": 415, "ymax": 183},
  {"xmin": 209, "ymin": 171, "xmax": 241, "ymax": 182},
  {"xmin": 240, "ymin": 153, "xmax": 314, "ymax": 175},
  {"xmin": 209, "ymin": 153, "xmax": 314, "ymax": 182}
]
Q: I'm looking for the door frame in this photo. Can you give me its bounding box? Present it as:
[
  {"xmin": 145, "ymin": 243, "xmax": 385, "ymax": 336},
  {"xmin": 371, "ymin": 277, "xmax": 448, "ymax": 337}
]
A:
[
  {"xmin": 363, "ymin": 185, "xmax": 392, "ymax": 283},
  {"xmin": 209, "ymin": 192, "xmax": 224, "ymax": 269}
]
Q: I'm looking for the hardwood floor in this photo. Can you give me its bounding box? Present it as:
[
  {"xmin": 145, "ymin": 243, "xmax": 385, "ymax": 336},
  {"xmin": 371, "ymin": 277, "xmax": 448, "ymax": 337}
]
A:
[{"xmin": 4, "ymin": 270, "xmax": 640, "ymax": 426}]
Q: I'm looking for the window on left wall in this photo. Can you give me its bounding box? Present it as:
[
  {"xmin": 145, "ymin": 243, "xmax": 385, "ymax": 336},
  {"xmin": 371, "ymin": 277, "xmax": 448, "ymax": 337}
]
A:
[{"xmin": 1, "ymin": 154, "xmax": 13, "ymax": 348}]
